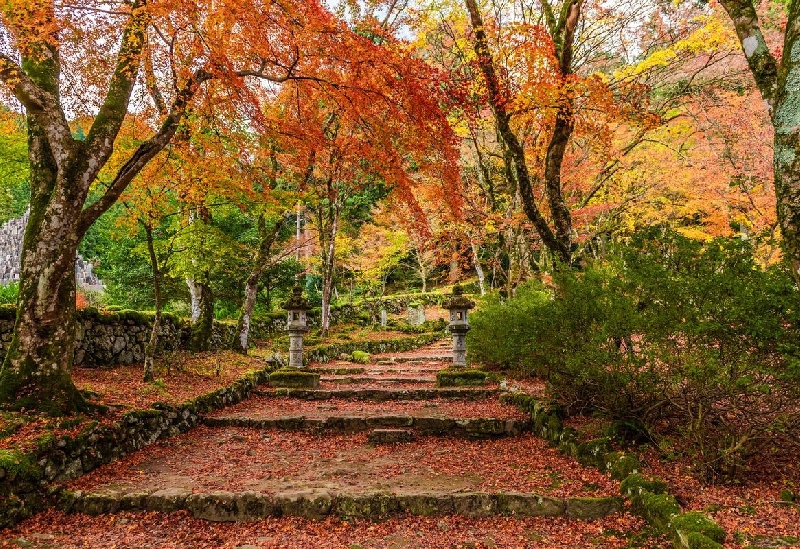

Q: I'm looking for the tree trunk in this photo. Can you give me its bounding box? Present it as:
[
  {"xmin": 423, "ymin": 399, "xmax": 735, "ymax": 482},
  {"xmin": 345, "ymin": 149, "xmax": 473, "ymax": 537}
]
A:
[
  {"xmin": 320, "ymin": 216, "xmax": 338, "ymax": 336},
  {"xmin": 718, "ymin": 0, "xmax": 800, "ymax": 285},
  {"xmin": 233, "ymin": 214, "xmax": 288, "ymax": 353},
  {"xmin": 234, "ymin": 274, "xmax": 259, "ymax": 354},
  {"xmin": 143, "ymin": 224, "xmax": 162, "ymax": 382},
  {"xmin": 187, "ymin": 276, "xmax": 214, "ymax": 352},
  {"xmin": 470, "ymin": 238, "xmax": 486, "ymax": 296}
]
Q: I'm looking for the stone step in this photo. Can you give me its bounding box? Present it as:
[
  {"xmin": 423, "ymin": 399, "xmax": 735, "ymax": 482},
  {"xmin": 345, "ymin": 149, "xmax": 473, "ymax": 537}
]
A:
[
  {"xmin": 318, "ymin": 376, "xmax": 436, "ymax": 385},
  {"xmin": 255, "ymin": 387, "xmax": 499, "ymax": 401},
  {"xmin": 309, "ymin": 367, "xmax": 366, "ymax": 375},
  {"xmin": 376, "ymin": 355, "xmax": 452, "ymax": 364},
  {"xmin": 367, "ymin": 428, "xmax": 415, "ymax": 444},
  {"xmin": 202, "ymin": 415, "xmax": 530, "ymax": 438},
  {"xmin": 65, "ymin": 488, "xmax": 623, "ymax": 522}
]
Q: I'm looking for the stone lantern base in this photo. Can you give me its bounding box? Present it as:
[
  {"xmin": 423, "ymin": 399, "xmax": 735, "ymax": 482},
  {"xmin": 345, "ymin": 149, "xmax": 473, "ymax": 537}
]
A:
[
  {"xmin": 436, "ymin": 369, "xmax": 488, "ymax": 387},
  {"xmin": 269, "ymin": 368, "xmax": 320, "ymax": 389}
]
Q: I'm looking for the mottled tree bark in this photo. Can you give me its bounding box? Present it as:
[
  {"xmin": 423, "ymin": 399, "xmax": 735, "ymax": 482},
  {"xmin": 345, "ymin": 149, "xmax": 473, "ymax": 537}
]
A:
[
  {"xmin": 232, "ymin": 214, "xmax": 287, "ymax": 354},
  {"xmin": 719, "ymin": 0, "xmax": 800, "ymax": 286},
  {"xmin": 187, "ymin": 275, "xmax": 214, "ymax": 352}
]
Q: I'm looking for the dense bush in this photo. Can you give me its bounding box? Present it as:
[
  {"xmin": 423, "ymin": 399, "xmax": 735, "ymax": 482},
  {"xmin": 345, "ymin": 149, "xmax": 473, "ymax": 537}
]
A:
[
  {"xmin": 0, "ymin": 282, "xmax": 18, "ymax": 305},
  {"xmin": 468, "ymin": 230, "xmax": 800, "ymax": 481}
]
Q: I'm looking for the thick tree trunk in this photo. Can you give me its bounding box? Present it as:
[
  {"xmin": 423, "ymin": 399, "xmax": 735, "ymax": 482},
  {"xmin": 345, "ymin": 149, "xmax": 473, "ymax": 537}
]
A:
[
  {"xmin": 234, "ymin": 275, "xmax": 259, "ymax": 354},
  {"xmin": 0, "ymin": 116, "xmax": 88, "ymax": 414}
]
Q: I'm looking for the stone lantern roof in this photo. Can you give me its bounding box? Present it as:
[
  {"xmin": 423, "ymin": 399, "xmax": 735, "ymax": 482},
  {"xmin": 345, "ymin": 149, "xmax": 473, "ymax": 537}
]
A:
[
  {"xmin": 282, "ymin": 286, "xmax": 311, "ymax": 311},
  {"xmin": 443, "ymin": 285, "xmax": 475, "ymax": 311}
]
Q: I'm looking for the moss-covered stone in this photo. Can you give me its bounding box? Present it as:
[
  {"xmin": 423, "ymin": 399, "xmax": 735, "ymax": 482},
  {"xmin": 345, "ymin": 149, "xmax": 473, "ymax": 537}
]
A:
[
  {"xmin": 269, "ymin": 368, "xmax": 320, "ymax": 389},
  {"xmin": 0, "ymin": 449, "xmax": 41, "ymax": 482},
  {"xmin": 620, "ymin": 473, "xmax": 669, "ymax": 497},
  {"xmin": 575, "ymin": 437, "xmax": 613, "ymax": 467},
  {"xmin": 676, "ymin": 532, "xmax": 725, "ymax": 549},
  {"xmin": 604, "ymin": 452, "xmax": 642, "ymax": 480},
  {"xmin": 335, "ymin": 493, "xmax": 400, "ymax": 519},
  {"xmin": 351, "ymin": 351, "xmax": 371, "ymax": 364},
  {"xmin": 671, "ymin": 511, "xmax": 725, "ymax": 544},
  {"xmin": 637, "ymin": 492, "xmax": 681, "ymax": 530},
  {"xmin": 495, "ymin": 493, "xmax": 565, "ymax": 517},
  {"xmin": 436, "ymin": 369, "xmax": 488, "ymax": 387},
  {"xmin": 397, "ymin": 493, "xmax": 454, "ymax": 516},
  {"xmin": 566, "ymin": 496, "xmax": 624, "ymax": 519}
]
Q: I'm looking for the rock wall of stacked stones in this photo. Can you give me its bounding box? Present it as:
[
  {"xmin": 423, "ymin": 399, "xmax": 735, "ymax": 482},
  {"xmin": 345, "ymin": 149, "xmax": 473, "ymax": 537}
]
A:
[{"xmin": 0, "ymin": 308, "xmax": 287, "ymax": 366}]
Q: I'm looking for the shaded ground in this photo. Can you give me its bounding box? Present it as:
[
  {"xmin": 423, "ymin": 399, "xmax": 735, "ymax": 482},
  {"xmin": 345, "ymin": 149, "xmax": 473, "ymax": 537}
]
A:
[{"xmin": 66, "ymin": 426, "xmax": 618, "ymax": 498}]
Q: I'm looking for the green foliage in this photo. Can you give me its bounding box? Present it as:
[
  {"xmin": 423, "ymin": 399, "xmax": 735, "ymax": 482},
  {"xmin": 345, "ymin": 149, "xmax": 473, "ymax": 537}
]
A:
[
  {"xmin": 466, "ymin": 281, "xmax": 551, "ymax": 369},
  {"xmin": 0, "ymin": 283, "xmax": 18, "ymax": 306},
  {"xmin": 351, "ymin": 350, "xmax": 371, "ymax": 364},
  {"xmin": 469, "ymin": 229, "xmax": 800, "ymax": 481},
  {"xmin": 0, "ymin": 449, "xmax": 41, "ymax": 482},
  {"xmin": 436, "ymin": 369, "xmax": 488, "ymax": 387},
  {"xmin": 0, "ymin": 107, "xmax": 30, "ymax": 224}
]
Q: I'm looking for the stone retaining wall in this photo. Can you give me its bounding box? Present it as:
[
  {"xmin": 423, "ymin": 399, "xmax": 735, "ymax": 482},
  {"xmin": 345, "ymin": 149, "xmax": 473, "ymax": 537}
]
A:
[{"xmin": 0, "ymin": 307, "xmax": 287, "ymax": 367}]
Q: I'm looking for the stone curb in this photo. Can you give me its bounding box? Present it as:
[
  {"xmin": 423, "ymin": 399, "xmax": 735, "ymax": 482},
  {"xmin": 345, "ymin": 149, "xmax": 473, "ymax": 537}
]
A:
[
  {"xmin": 202, "ymin": 415, "xmax": 531, "ymax": 438},
  {"xmin": 501, "ymin": 392, "xmax": 726, "ymax": 549},
  {"xmin": 257, "ymin": 388, "xmax": 500, "ymax": 401},
  {"xmin": 64, "ymin": 489, "xmax": 623, "ymax": 522},
  {"xmin": 318, "ymin": 376, "xmax": 436, "ymax": 385}
]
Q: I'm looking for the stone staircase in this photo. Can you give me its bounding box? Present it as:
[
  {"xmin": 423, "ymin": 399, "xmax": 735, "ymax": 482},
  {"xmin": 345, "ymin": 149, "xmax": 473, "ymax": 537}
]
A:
[{"xmin": 60, "ymin": 343, "xmax": 629, "ymax": 529}]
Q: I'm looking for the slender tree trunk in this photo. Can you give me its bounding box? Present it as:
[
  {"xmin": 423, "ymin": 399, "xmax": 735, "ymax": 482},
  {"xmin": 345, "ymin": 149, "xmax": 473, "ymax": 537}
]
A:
[
  {"xmin": 187, "ymin": 275, "xmax": 214, "ymax": 352},
  {"xmin": 143, "ymin": 224, "xmax": 162, "ymax": 382},
  {"xmin": 470, "ymin": 238, "xmax": 486, "ymax": 296},
  {"xmin": 233, "ymin": 213, "xmax": 286, "ymax": 353},
  {"xmin": 320, "ymin": 212, "xmax": 339, "ymax": 336}
]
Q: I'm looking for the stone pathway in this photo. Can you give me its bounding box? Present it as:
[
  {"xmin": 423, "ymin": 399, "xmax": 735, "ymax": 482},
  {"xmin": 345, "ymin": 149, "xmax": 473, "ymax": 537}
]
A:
[{"xmin": 1, "ymin": 341, "xmax": 655, "ymax": 548}]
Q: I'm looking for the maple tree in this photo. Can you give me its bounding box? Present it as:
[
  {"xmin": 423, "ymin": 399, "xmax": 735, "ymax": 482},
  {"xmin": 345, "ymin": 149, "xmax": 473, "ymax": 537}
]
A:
[
  {"xmin": 0, "ymin": 0, "xmax": 456, "ymax": 414},
  {"xmin": 715, "ymin": 0, "xmax": 800, "ymax": 285}
]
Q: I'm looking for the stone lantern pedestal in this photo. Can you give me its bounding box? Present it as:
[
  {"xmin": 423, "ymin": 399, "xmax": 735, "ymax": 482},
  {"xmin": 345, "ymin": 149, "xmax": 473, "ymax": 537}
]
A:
[
  {"xmin": 269, "ymin": 286, "xmax": 320, "ymax": 389},
  {"xmin": 436, "ymin": 285, "xmax": 488, "ymax": 387}
]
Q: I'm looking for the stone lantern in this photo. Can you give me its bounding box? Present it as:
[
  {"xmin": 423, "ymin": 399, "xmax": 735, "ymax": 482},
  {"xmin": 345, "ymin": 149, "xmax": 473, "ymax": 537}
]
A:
[
  {"xmin": 443, "ymin": 285, "xmax": 474, "ymax": 368},
  {"xmin": 282, "ymin": 285, "xmax": 311, "ymax": 368}
]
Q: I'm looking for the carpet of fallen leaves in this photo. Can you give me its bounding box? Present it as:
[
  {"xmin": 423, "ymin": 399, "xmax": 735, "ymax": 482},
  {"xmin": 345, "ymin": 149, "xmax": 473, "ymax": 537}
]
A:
[
  {"xmin": 206, "ymin": 395, "xmax": 527, "ymax": 420},
  {"xmin": 73, "ymin": 351, "xmax": 266, "ymax": 410},
  {"xmin": 0, "ymin": 351, "xmax": 266, "ymax": 453},
  {"xmin": 640, "ymin": 447, "xmax": 800, "ymax": 548},
  {"xmin": 0, "ymin": 509, "xmax": 663, "ymax": 549},
  {"xmin": 67, "ymin": 426, "xmax": 618, "ymax": 498}
]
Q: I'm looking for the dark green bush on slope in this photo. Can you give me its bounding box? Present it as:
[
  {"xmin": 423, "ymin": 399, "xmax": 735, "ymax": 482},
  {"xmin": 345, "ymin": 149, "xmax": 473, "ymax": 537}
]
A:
[{"xmin": 468, "ymin": 230, "xmax": 800, "ymax": 481}]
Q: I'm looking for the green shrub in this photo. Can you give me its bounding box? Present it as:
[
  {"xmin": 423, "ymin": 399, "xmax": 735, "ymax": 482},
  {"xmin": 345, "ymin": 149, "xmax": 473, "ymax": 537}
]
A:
[
  {"xmin": 351, "ymin": 351, "xmax": 371, "ymax": 364},
  {"xmin": 468, "ymin": 229, "xmax": 800, "ymax": 481}
]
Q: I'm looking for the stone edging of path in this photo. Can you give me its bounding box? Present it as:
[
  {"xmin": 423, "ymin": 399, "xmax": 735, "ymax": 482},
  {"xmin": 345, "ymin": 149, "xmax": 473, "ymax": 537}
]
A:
[
  {"xmin": 62, "ymin": 487, "xmax": 624, "ymax": 522},
  {"xmin": 501, "ymin": 392, "xmax": 727, "ymax": 549},
  {"xmin": 203, "ymin": 415, "xmax": 530, "ymax": 438},
  {"xmin": 258, "ymin": 388, "xmax": 499, "ymax": 401},
  {"xmin": 0, "ymin": 368, "xmax": 272, "ymax": 529},
  {"xmin": 304, "ymin": 333, "xmax": 446, "ymax": 364}
]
